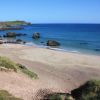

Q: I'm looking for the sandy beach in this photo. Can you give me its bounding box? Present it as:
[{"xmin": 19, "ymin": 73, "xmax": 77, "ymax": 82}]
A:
[{"xmin": 0, "ymin": 44, "xmax": 100, "ymax": 100}]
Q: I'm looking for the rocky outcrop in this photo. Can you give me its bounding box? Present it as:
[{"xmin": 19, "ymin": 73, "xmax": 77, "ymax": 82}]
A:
[
  {"xmin": 0, "ymin": 27, "xmax": 23, "ymax": 31},
  {"xmin": 0, "ymin": 40, "xmax": 3, "ymax": 44},
  {"xmin": 3, "ymin": 32, "xmax": 27, "ymax": 37},
  {"xmin": 32, "ymin": 32, "xmax": 40, "ymax": 39},
  {"xmin": 47, "ymin": 40, "xmax": 60, "ymax": 46},
  {"xmin": 16, "ymin": 39, "xmax": 23, "ymax": 43},
  {"xmin": 16, "ymin": 39, "xmax": 26, "ymax": 44},
  {"xmin": 6, "ymin": 32, "xmax": 16, "ymax": 37},
  {"xmin": 16, "ymin": 33, "xmax": 27, "ymax": 36}
]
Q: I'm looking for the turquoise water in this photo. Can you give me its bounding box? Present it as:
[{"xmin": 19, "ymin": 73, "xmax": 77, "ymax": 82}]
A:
[{"xmin": 0, "ymin": 24, "xmax": 100, "ymax": 55}]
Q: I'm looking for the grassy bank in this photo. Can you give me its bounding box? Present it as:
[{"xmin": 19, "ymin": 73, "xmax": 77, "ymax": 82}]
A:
[
  {"xmin": 0, "ymin": 56, "xmax": 38, "ymax": 79},
  {"xmin": 0, "ymin": 90, "xmax": 23, "ymax": 100}
]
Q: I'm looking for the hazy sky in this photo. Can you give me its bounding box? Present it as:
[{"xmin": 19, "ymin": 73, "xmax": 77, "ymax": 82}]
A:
[{"xmin": 0, "ymin": 0, "xmax": 100, "ymax": 23}]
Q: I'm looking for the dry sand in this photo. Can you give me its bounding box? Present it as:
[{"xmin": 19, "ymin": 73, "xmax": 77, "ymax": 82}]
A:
[{"xmin": 0, "ymin": 44, "xmax": 100, "ymax": 100}]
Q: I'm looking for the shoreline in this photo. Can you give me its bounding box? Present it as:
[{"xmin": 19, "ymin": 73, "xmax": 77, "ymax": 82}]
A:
[
  {"xmin": 25, "ymin": 42, "xmax": 100, "ymax": 56},
  {"xmin": 1, "ymin": 42, "xmax": 100, "ymax": 56}
]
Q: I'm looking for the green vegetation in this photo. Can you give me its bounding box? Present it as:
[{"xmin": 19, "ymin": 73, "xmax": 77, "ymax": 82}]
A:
[
  {"xmin": 0, "ymin": 56, "xmax": 38, "ymax": 79},
  {"xmin": 17, "ymin": 63, "xmax": 38, "ymax": 79},
  {"xmin": 43, "ymin": 80, "xmax": 100, "ymax": 100},
  {"xmin": 0, "ymin": 90, "xmax": 23, "ymax": 100},
  {"xmin": 71, "ymin": 80, "xmax": 100, "ymax": 100},
  {"xmin": 49, "ymin": 95, "xmax": 62, "ymax": 100},
  {"xmin": 21, "ymin": 69, "xmax": 38, "ymax": 79},
  {"xmin": 0, "ymin": 21, "xmax": 31, "ymax": 27},
  {"xmin": 0, "ymin": 56, "xmax": 17, "ymax": 72},
  {"xmin": 44, "ymin": 93, "xmax": 73, "ymax": 100}
]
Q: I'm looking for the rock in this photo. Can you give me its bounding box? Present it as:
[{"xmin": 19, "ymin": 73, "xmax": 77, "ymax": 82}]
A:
[
  {"xmin": 47, "ymin": 40, "xmax": 60, "ymax": 46},
  {"xmin": 32, "ymin": 32, "xmax": 40, "ymax": 39},
  {"xmin": 0, "ymin": 27, "xmax": 23, "ymax": 31},
  {"xmin": 16, "ymin": 33, "xmax": 27, "ymax": 36},
  {"xmin": 16, "ymin": 39, "xmax": 23, "ymax": 43},
  {"xmin": 16, "ymin": 39, "xmax": 26, "ymax": 44},
  {"xmin": 0, "ymin": 40, "xmax": 3, "ymax": 44},
  {"xmin": 80, "ymin": 42, "xmax": 88, "ymax": 45},
  {"xmin": 6, "ymin": 32, "xmax": 16, "ymax": 37},
  {"xmin": 3, "ymin": 35, "xmax": 6, "ymax": 37},
  {"xmin": 4, "ymin": 32, "xmax": 27, "ymax": 37},
  {"xmin": 95, "ymin": 49, "xmax": 100, "ymax": 51},
  {"xmin": 41, "ymin": 41, "xmax": 45, "ymax": 43},
  {"xmin": 23, "ymin": 41, "xmax": 26, "ymax": 44}
]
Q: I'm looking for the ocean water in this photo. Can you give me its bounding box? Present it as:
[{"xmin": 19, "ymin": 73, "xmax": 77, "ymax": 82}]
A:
[{"xmin": 0, "ymin": 24, "xmax": 100, "ymax": 55}]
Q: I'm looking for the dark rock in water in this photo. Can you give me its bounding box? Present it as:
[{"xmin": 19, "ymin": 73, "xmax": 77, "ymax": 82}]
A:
[
  {"xmin": 16, "ymin": 33, "xmax": 27, "ymax": 36},
  {"xmin": 95, "ymin": 49, "xmax": 100, "ymax": 51},
  {"xmin": 0, "ymin": 26, "xmax": 23, "ymax": 31},
  {"xmin": 4, "ymin": 32, "xmax": 27, "ymax": 37},
  {"xmin": 16, "ymin": 39, "xmax": 23, "ymax": 43},
  {"xmin": 47, "ymin": 40, "xmax": 60, "ymax": 46},
  {"xmin": 23, "ymin": 41, "xmax": 26, "ymax": 44},
  {"xmin": 80, "ymin": 42, "xmax": 88, "ymax": 45},
  {"xmin": 16, "ymin": 39, "xmax": 26, "ymax": 44},
  {"xmin": 32, "ymin": 32, "xmax": 40, "ymax": 39},
  {"xmin": 41, "ymin": 41, "xmax": 45, "ymax": 43},
  {"xmin": 3, "ymin": 35, "xmax": 6, "ymax": 37},
  {"xmin": 6, "ymin": 32, "xmax": 16, "ymax": 37}
]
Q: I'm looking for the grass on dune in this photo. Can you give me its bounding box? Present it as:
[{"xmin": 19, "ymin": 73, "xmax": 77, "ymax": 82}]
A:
[
  {"xmin": 21, "ymin": 68, "xmax": 38, "ymax": 79},
  {"xmin": 71, "ymin": 80, "xmax": 100, "ymax": 100},
  {"xmin": 0, "ymin": 56, "xmax": 38, "ymax": 79},
  {"xmin": 16, "ymin": 63, "xmax": 38, "ymax": 79},
  {"xmin": 0, "ymin": 90, "xmax": 23, "ymax": 100},
  {"xmin": 0, "ymin": 56, "xmax": 17, "ymax": 72}
]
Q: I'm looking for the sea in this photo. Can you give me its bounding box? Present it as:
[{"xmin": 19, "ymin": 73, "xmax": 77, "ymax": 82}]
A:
[{"xmin": 0, "ymin": 23, "xmax": 100, "ymax": 55}]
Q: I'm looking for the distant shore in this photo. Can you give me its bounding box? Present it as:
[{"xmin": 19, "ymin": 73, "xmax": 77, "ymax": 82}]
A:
[{"xmin": 0, "ymin": 20, "xmax": 31, "ymax": 30}]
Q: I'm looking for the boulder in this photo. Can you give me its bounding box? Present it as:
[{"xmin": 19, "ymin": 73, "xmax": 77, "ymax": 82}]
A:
[
  {"xmin": 47, "ymin": 40, "xmax": 60, "ymax": 46},
  {"xmin": 0, "ymin": 40, "xmax": 3, "ymax": 44},
  {"xmin": 32, "ymin": 32, "xmax": 40, "ymax": 39},
  {"xmin": 16, "ymin": 39, "xmax": 23, "ymax": 43},
  {"xmin": 16, "ymin": 39, "xmax": 26, "ymax": 44},
  {"xmin": 95, "ymin": 49, "xmax": 100, "ymax": 51},
  {"xmin": 16, "ymin": 33, "xmax": 27, "ymax": 36},
  {"xmin": 5, "ymin": 32, "xmax": 27, "ymax": 37},
  {"xmin": 6, "ymin": 32, "xmax": 16, "ymax": 37}
]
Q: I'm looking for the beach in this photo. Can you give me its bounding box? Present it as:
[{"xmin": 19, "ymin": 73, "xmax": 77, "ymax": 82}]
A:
[{"xmin": 0, "ymin": 44, "xmax": 100, "ymax": 99}]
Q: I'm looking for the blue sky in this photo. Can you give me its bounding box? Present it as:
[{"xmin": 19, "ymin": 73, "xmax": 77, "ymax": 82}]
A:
[{"xmin": 0, "ymin": 0, "xmax": 100, "ymax": 23}]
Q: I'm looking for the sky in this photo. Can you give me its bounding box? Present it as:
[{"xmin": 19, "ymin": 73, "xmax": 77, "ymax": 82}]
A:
[{"xmin": 0, "ymin": 0, "xmax": 100, "ymax": 23}]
